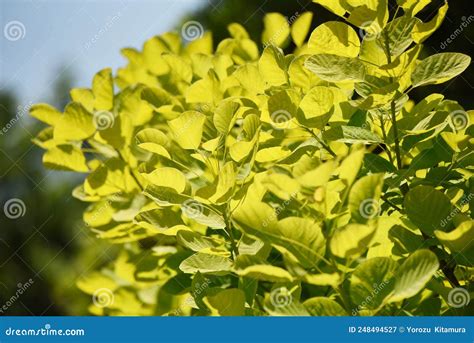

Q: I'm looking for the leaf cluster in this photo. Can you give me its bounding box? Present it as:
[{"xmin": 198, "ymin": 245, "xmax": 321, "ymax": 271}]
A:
[{"xmin": 31, "ymin": 0, "xmax": 473, "ymax": 316}]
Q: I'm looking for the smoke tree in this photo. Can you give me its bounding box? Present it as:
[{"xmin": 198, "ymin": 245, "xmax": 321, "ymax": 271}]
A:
[{"xmin": 30, "ymin": 0, "xmax": 473, "ymax": 316}]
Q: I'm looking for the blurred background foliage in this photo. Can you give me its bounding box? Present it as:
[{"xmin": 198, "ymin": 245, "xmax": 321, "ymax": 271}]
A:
[{"xmin": 0, "ymin": 0, "xmax": 472, "ymax": 315}]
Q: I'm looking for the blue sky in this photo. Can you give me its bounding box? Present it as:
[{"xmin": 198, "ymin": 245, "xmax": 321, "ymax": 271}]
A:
[{"xmin": 0, "ymin": 0, "xmax": 205, "ymax": 107}]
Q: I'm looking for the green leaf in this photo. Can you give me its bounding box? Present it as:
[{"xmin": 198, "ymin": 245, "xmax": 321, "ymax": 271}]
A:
[
  {"xmin": 70, "ymin": 88, "xmax": 94, "ymax": 112},
  {"xmin": 296, "ymin": 160, "xmax": 336, "ymax": 188},
  {"xmin": 291, "ymin": 12, "xmax": 313, "ymax": 47},
  {"xmin": 259, "ymin": 45, "xmax": 288, "ymax": 87},
  {"xmin": 145, "ymin": 185, "xmax": 226, "ymax": 228},
  {"xmin": 228, "ymin": 23, "xmax": 249, "ymax": 39},
  {"xmin": 208, "ymin": 162, "xmax": 236, "ymax": 203},
  {"xmin": 397, "ymin": 0, "xmax": 432, "ymax": 15},
  {"xmin": 144, "ymin": 185, "xmax": 190, "ymax": 206},
  {"xmin": 29, "ymin": 103, "xmax": 62, "ymax": 126},
  {"xmin": 204, "ymin": 289, "xmax": 246, "ymax": 316},
  {"xmin": 411, "ymin": 53, "xmax": 471, "ymax": 88},
  {"xmin": 404, "ymin": 185, "xmax": 452, "ymax": 235},
  {"xmin": 236, "ymin": 265, "xmax": 294, "ymax": 283},
  {"xmin": 303, "ymin": 297, "xmax": 347, "ymax": 316},
  {"xmin": 262, "ymin": 12, "xmax": 290, "ymax": 48},
  {"xmin": 234, "ymin": 201, "xmax": 326, "ymax": 268},
  {"xmin": 229, "ymin": 137, "xmax": 258, "ymax": 163},
  {"xmin": 434, "ymin": 221, "xmax": 474, "ymax": 266},
  {"xmin": 118, "ymin": 86, "xmax": 153, "ymax": 126},
  {"xmin": 349, "ymin": 173, "xmax": 384, "ymax": 224},
  {"xmin": 177, "ymin": 230, "xmax": 220, "ymax": 252},
  {"xmin": 305, "ymin": 54, "xmax": 366, "ymax": 82},
  {"xmin": 183, "ymin": 202, "xmax": 226, "ymax": 229},
  {"xmin": 377, "ymin": 16, "xmax": 419, "ymax": 58},
  {"xmin": 143, "ymin": 167, "xmax": 187, "ymax": 193},
  {"xmin": 84, "ymin": 158, "xmax": 134, "ymax": 196},
  {"xmin": 213, "ymin": 100, "xmax": 239, "ymax": 134},
  {"xmin": 169, "ymin": 111, "xmax": 206, "ymax": 150},
  {"xmin": 350, "ymin": 257, "xmax": 397, "ymax": 311},
  {"xmin": 303, "ymin": 273, "xmax": 342, "ymax": 287},
  {"xmin": 323, "ymin": 126, "xmax": 382, "ymax": 144},
  {"xmin": 346, "ymin": 0, "xmax": 389, "ymax": 30},
  {"xmin": 308, "ymin": 21, "xmax": 360, "ymax": 58},
  {"xmin": 134, "ymin": 208, "xmax": 183, "ymax": 232},
  {"xmin": 135, "ymin": 128, "xmax": 170, "ymax": 158},
  {"xmin": 297, "ymin": 86, "xmax": 334, "ymax": 129},
  {"xmin": 389, "ymin": 249, "xmax": 439, "ymax": 302},
  {"xmin": 412, "ymin": 2, "xmax": 448, "ymax": 43},
  {"xmin": 255, "ymin": 146, "xmax": 291, "ymax": 163},
  {"xmin": 43, "ymin": 144, "xmax": 88, "ymax": 172},
  {"xmin": 180, "ymin": 253, "xmax": 233, "ymax": 275},
  {"xmin": 141, "ymin": 86, "xmax": 172, "ymax": 109},
  {"xmin": 93, "ymin": 68, "xmax": 114, "ymax": 111},
  {"xmin": 185, "ymin": 70, "xmax": 222, "ymax": 105},
  {"xmin": 53, "ymin": 102, "xmax": 95, "ymax": 141},
  {"xmin": 312, "ymin": 0, "xmax": 346, "ymax": 16},
  {"xmin": 268, "ymin": 89, "xmax": 299, "ymax": 124},
  {"xmin": 364, "ymin": 154, "xmax": 396, "ymax": 173},
  {"xmin": 330, "ymin": 224, "xmax": 376, "ymax": 258},
  {"xmin": 339, "ymin": 148, "xmax": 365, "ymax": 186}
]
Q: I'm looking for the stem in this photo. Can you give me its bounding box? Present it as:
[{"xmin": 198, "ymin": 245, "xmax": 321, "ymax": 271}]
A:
[
  {"xmin": 378, "ymin": 115, "xmax": 394, "ymax": 164},
  {"xmin": 304, "ymin": 127, "xmax": 336, "ymax": 157},
  {"xmin": 224, "ymin": 208, "xmax": 239, "ymax": 259},
  {"xmin": 383, "ymin": 31, "xmax": 403, "ymax": 170},
  {"xmin": 381, "ymin": 194, "xmax": 402, "ymax": 212},
  {"xmin": 381, "ymin": 197, "xmax": 460, "ymax": 287},
  {"xmin": 420, "ymin": 232, "xmax": 460, "ymax": 288},
  {"xmin": 130, "ymin": 169, "xmax": 144, "ymax": 191},
  {"xmin": 390, "ymin": 101, "xmax": 403, "ymax": 169},
  {"xmin": 115, "ymin": 149, "xmax": 144, "ymax": 191}
]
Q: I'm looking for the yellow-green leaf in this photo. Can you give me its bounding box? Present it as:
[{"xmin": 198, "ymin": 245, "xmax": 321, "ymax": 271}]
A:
[
  {"xmin": 308, "ymin": 21, "xmax": 360, "ymax": 57},
  {"xmin": 169, "ymin": 111, "xmax": 206, "ymax": 150},
  {"xmin": 43, "ymin": 144, "xmax": 88, "ymax": 172},
  {"xmin": 92, "ymin": 68, "xmax": 114, "ymax": 111},
  {"xmin": 30, "ymin": 103, "xmax": 62, "ymax": 126},
  {"xmin": 291, "ymin": 12, "xmax": 313, "ymax": 47},
  {"xmin": 262, "ymin": 12, "xmax": 290, "ymax": 48}
]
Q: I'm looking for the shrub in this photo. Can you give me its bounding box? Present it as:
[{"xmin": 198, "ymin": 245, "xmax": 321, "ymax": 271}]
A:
[{"xmin": 30, "ymin": 0, "xmax": 473, "ymax": 316}]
